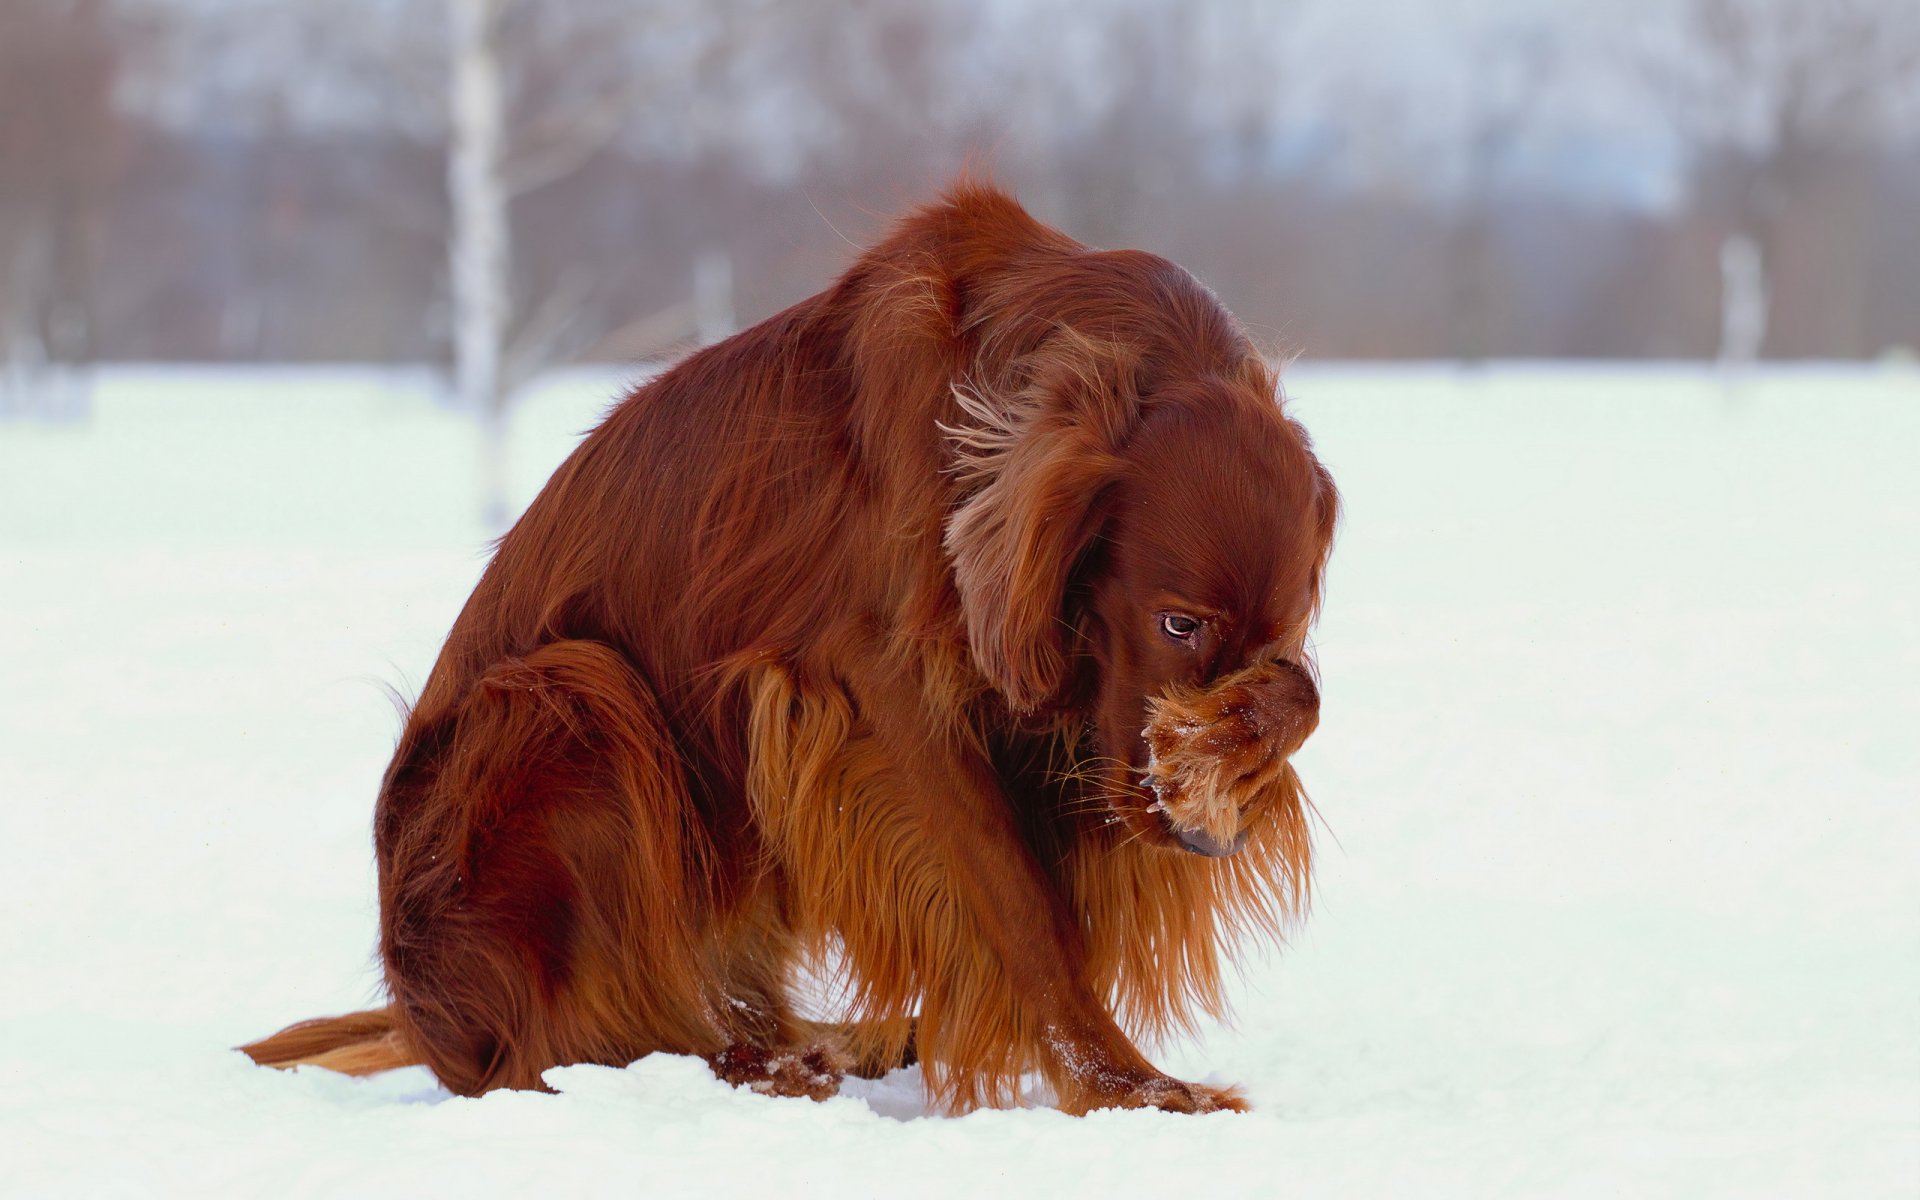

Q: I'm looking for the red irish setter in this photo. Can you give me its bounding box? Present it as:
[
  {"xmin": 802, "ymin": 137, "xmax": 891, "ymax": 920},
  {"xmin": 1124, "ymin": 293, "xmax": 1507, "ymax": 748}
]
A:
[{"xmin": 243, "ymin": 184, "xmax": 1338, "ymax": 1114}]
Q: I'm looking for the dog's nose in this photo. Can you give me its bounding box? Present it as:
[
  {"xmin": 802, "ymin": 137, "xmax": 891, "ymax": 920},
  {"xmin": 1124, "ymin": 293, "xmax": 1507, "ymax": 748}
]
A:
[
  {"xmin": 1272, "ymin": 658, "xmax": 1319, "ymax": 707},
  {"xmin": 1173, "ymin": 824, "xmax": 1248, "ymax": 857},
  {"xmin": 1239, "ymin": 659, "xmax": 1319, "ymax": 756}
]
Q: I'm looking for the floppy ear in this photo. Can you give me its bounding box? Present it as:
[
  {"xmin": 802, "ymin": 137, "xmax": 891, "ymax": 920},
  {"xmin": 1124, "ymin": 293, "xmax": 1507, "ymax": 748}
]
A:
[{"xmin": 943, "ymin": 346, "xmax": 1132, "ymax": 713}]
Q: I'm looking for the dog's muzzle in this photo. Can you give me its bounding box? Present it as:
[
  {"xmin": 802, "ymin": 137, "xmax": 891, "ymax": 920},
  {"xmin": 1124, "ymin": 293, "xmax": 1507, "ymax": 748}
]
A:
[{"xmin": 1142, "ymin": 658, "xmax": 1320, "ymax": 855}]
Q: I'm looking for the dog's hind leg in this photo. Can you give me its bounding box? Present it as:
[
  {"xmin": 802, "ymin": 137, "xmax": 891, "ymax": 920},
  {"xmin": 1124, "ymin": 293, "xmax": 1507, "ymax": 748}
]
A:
[
  {"xmin": 692, "ymin": 888, "xmax": 857, "ymax": 1099},
  {"xmin": 373, "ymin": 640, "xmax": 728, "ymax": 1095}
]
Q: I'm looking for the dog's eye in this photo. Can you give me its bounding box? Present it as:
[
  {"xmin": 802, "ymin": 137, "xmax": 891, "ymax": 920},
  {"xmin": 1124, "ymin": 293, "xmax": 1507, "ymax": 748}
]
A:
[{"xmin": 1160, "ymin": 613, "xmax": 1202, "ymax": 642}]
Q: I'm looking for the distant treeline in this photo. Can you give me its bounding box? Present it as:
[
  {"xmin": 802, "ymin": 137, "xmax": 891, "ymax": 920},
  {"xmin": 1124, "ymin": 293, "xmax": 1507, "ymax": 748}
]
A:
[
  {"xmin": 78, "ymin": 128, "xmax": 1920, "ymax": 363},
  {"xmin": 5, "ymin": 0, "xmax": 1917, "ymax": 378}
]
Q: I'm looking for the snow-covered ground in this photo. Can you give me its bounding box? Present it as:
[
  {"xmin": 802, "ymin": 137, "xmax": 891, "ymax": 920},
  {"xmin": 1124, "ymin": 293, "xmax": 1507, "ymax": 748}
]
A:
[{"xmin": 2, "ymin": 364, "xmax": 1915, "ymax": 1197}]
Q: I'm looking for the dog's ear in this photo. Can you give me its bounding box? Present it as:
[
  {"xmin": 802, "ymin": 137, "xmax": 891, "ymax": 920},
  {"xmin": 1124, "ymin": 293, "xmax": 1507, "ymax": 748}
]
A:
[{"xmin": 943, "ymin": 337, "xmax": 1134, "ymax": 712}]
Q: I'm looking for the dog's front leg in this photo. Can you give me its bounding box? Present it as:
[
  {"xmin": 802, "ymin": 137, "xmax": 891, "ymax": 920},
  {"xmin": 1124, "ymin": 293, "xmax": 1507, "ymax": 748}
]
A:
[{"xmin": 794, "ymin": 664, "xmax": 1243, "ymax": 1115}]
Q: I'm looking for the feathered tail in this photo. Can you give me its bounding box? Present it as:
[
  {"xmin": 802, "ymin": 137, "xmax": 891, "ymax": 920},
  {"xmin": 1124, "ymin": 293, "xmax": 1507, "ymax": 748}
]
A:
[{"xmin": 238, "ymin": 1007, "xmax": 418, "ymax": 1077}]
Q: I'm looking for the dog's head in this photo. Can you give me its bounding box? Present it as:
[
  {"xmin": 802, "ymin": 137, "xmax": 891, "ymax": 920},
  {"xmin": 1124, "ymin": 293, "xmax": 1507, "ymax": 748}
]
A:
[
  {"xmin": 943, "ymin": 261, "xmax": 1336, "ymax": 857},
  {"xmin": 1083, "ymin": 386, "xmax": 1334, "ymax": 855}
]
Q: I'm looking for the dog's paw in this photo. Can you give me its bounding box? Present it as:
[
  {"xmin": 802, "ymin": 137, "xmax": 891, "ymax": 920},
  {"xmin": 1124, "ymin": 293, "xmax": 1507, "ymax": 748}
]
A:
[
  {"xmin": 1077, "ymin": 1074, "xmax": 1249, "ymax": 1115},
  {"xmin": 706, "ymin": 1042, "xmax": 846, "ymax": 1102}
]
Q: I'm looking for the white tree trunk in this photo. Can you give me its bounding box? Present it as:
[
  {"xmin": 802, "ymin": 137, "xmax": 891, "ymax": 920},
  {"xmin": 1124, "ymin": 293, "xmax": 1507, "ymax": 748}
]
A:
[
  {"xmin": 448, "ymin": 0, "xmax": 512, "ymax": 527},
  {"xmin": 2, "ymin": 226, "xmax": 52, "ymax": 420},
  {"xmin": 1718, "ymin": 230, "xmax": 1768, "ymax": 375}
]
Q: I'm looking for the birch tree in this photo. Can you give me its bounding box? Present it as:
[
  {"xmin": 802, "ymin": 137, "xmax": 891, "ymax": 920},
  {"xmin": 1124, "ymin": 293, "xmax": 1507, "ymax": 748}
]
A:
[
  {"xmin": 447, "ymin": 0, "xmax": 511, "ymax": 524},
  {"xmin": 446, "ymin": 0, "xmax": 727, "ymax": 527}
]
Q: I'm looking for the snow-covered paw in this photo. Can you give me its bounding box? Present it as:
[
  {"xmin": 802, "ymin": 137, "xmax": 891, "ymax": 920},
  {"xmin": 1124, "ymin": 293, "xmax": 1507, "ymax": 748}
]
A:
[
  {"xmin": 706, "ymin": 1042, "xmax": 847, "ymax": 1102},
  {"xmin": 1093, "ymin": 1075, "xmax": 1248, "ymax": 1115}
]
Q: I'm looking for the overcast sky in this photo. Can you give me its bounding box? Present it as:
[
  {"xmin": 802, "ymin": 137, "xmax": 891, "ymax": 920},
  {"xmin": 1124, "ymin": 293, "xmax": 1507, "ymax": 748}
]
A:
[{"xmin": 117, "ymin": 0, "xmax": 1919, "ymax": 213}]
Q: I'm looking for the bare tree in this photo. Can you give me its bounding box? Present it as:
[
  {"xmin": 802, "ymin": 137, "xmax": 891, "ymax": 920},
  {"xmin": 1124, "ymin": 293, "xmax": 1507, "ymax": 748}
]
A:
[
  {"xmin": 0, "ymin": 0, "xmax": 122, "ymax": 421},
  {"xmin": 448, "ymin": 0, "xmax": 732, "ymax": 526},
  {"xmin": 447, "ymin": 0, "xmax": 513, "ymax": 522},
  {"xmin": 1446, "ymin": 22, "xmax": 1557, "ymax": 365},
  {"xmin": 1634, "ymin": 0, "xmax": 1920, "ymax": 365},
  {"xmin": 142, "ymin": 0, "xmax": 718, "ymax": 521}
]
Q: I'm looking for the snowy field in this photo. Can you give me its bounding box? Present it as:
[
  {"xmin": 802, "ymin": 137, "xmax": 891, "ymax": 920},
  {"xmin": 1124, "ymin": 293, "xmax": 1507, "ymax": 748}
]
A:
[{"xmin": 2, "ymin": 364, "xmax": 1916, "ymax": 1198}]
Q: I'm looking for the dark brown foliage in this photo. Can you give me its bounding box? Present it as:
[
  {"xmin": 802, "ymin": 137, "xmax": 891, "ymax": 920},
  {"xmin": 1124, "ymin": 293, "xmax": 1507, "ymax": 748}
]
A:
[{"xmin": 242, "ymin": 184, "xmax": 1338, "ymax": 1114}]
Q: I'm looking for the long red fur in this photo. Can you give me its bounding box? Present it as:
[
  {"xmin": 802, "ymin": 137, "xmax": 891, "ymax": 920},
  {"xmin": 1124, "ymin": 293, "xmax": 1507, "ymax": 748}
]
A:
[{"xmin": 242, "ymin": 183, "xmax": 1338, "ymax": 1115}]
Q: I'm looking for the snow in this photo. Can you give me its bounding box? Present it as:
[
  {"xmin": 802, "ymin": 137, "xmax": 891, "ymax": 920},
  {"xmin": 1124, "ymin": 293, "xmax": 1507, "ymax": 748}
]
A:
[{"xmin": 2, "ymin": 363, "xmax": 1916, "ymax": 1197}]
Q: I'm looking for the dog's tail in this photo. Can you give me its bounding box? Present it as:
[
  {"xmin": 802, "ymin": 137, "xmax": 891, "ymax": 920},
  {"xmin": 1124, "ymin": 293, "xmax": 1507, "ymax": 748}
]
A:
[{"xmin": 238, "ymin": 1006, "xmax": 419, "ymax": 1077}]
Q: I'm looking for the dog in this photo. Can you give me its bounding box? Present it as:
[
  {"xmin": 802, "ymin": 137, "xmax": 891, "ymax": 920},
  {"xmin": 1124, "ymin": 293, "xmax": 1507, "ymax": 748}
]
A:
[{"xmin": 242, "ymin": 183, "xmax": 1338, "ymax": 1115}]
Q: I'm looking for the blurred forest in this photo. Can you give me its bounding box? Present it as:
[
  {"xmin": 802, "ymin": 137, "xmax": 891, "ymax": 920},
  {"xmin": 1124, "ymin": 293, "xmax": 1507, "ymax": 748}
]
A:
[{"xmin": 3, "ymin": 0, "xmax": 1918, "ymax": 417}]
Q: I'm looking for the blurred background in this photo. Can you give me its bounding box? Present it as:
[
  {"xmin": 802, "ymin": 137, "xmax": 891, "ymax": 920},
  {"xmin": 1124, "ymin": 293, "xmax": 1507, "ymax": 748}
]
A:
[
  {"xmin": 5, "ymin": 0, "xmax": 1918, "ymax": 423},
  {"xmin": 4, "ymin": 5, "xmax": 1917, "ymax": 1190}
]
